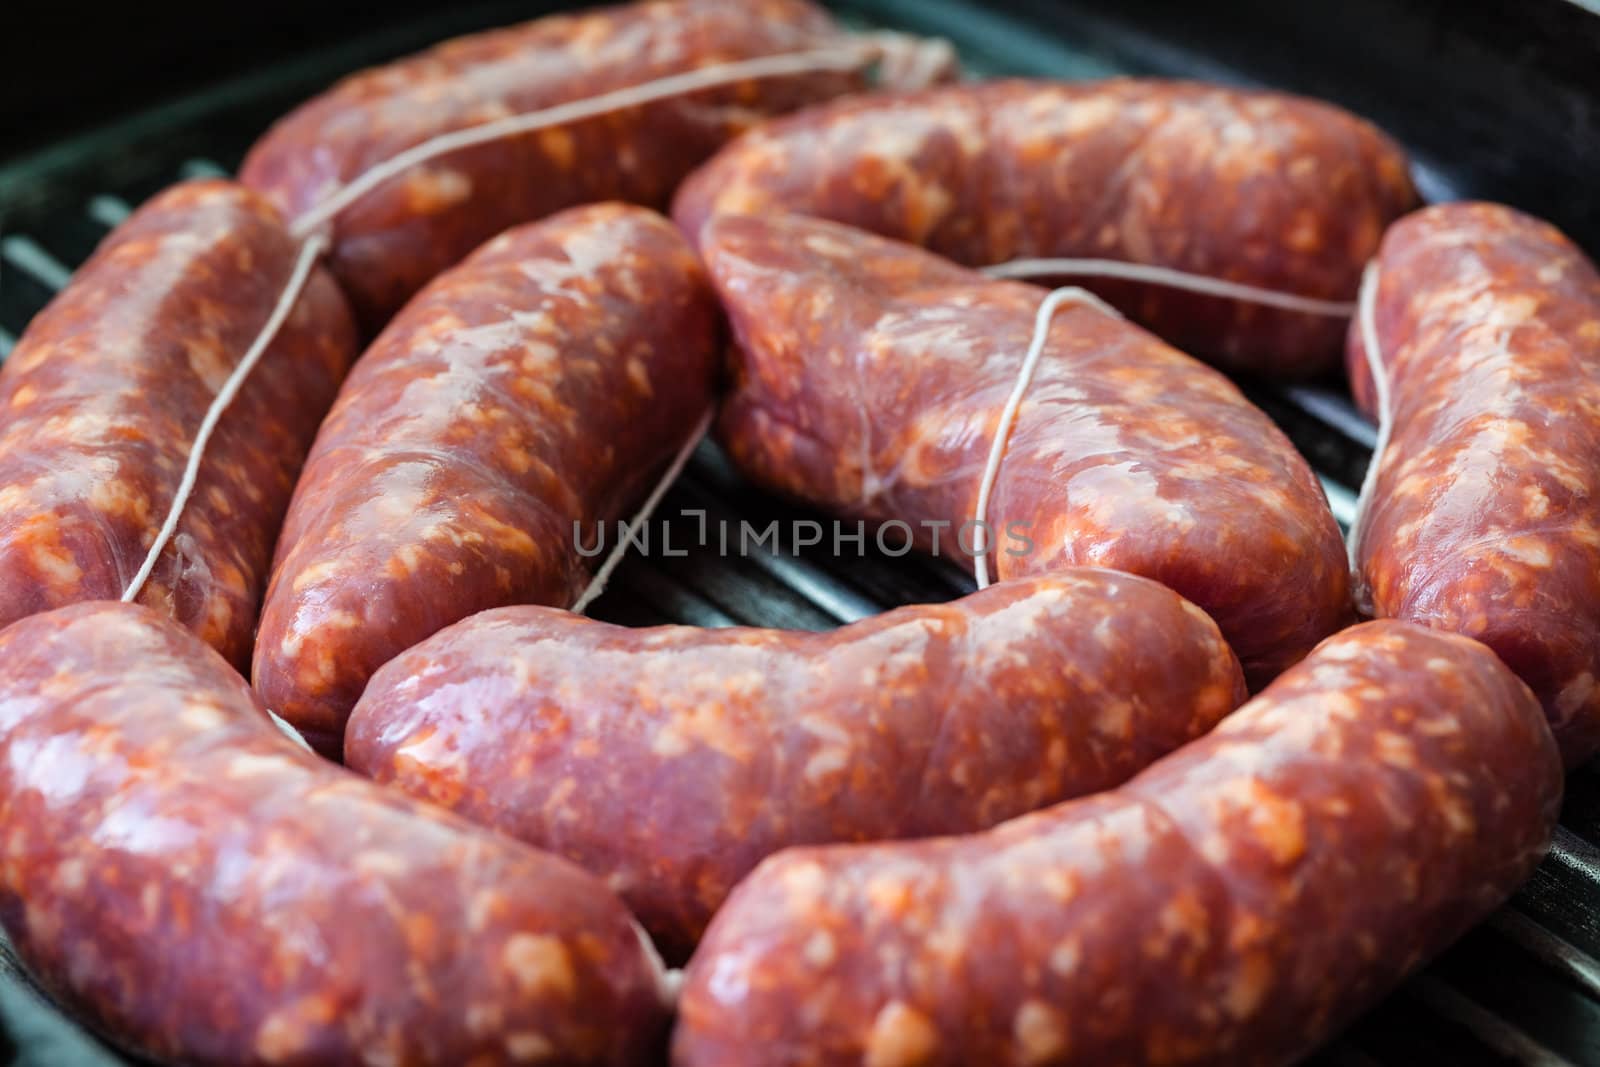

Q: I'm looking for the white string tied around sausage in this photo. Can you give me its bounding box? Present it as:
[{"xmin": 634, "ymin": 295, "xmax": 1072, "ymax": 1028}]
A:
[
  {"xmin": 580, "ymin": 264, "xmax": 1374, "ymax": 603},
  {"xmin": 121, "ymin": 232, "xmax": 329, "ymax": 606},
  {"xmin": 287, "ymin": 41, "xmax": 894, "ymax": 242},
  {"xmin": 981, "ymin": 257, "xmax": 1359, "ymax": 317},
  {"xmin": 1346, "ymin": 261, "xmax": 1389, "ymax": 575},
  {"xmin": 970, "ymin": 267, "xmax": 1363, "ymax": 589},
  {"xmin": 972, "ymin": 287, "xmax": 1121, "ymax": 588}
]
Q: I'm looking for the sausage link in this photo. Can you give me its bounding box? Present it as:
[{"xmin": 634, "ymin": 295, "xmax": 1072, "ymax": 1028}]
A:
[
  {"xmin": 673, "ymin": 620, "xmax": 1562, "ymax": 1067},
  {"xmin": 253, "ymin": 203, "xmax": 720, "ymax": 754},
  {"xmin": 346, "ymin": 569, "xmax": 1247, "ymax": 962},
  {"xmin": 241, "ymin": 0, "xmax": 863, "ymax": 331},
  {"xmin": 0, "ymin": 601, "xmax": 670, "ymax": 1066},
  {"xmin": 700, "ymin": 211, "xmax": 1349, "ymax": 687},
  {"xmin": 1349, "ymin": 201, "xmax": 1600, "ymax": 766},
  {"xmin": 673, "ymin": 78, "xmax": 1418, "ymax": 376},
  {"xmin": 0, "ymin": 180, "xmax": 357, "ymax": 672}
]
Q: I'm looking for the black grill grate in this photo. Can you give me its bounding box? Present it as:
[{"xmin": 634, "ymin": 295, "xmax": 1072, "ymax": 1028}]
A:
[{"xmin": 2, "ymin": 1, "xmax": 1599, "ymax": 1064}]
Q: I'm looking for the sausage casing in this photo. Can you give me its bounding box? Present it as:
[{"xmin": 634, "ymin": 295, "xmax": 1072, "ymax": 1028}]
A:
[
  {"xmin": 700, "ymin": 211, "xmax": 1349, "ymax": 687},
  {"xmin": 674, "ymin": 78, "xmax": 1418, "ymax": 376},
  {"xmin": 0, "ymin": 601, "xmax": 670, "ymax": 1066},
  {"xmin": 241, "ymin": 0, "xmax": 863, "ymax": 330},
  {"xmin": 673, "ymin": 620, "xmax": 1562, "ymax": 1067},
  {"xmin": 346, "ymin": 569, "xmax": 1247, "ymax": 961},
  {"xmin": 1349, "ymin": 201, "xmax": 1600, "ymax": 767},
  {"xmin": 253, "ymin": 203, "xmax": 720, "ymax": 753},
  {"xmin": 0, "ymin": 180, "xmax": 357, "ymax": 671}
]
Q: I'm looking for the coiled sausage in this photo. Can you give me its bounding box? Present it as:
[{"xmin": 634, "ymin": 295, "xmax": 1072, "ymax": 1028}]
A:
[
  {"xmin": 346, "ymin": 569, "xmax": 1247, "ymax": 962},
  {"xmin": 253, "ymin": 203, "xmax": 719, "ymax": 754},
  {"xmin": 241, "ymin": 0, "xmax": 867, "ymax": 330},
  {"xmin": 0, "ymin": 601, "xmax": 671, "ymax": 1066},
  {"xmin": 1349, "ymin": 200, "xmax": 1600, "ymax": 767},
  {"xmin": 700, "ymin": 211, "xmax": 1349, "ymax": 687},
  {"xmin": 674, "ymin": 78, "xmax": 1418, "ymax": 376},
  {"xmin": 0, "ymin": 180, "xmax": 356, "ymax": 671},
  {"xmin": 673, "ymin": 620, "xmax": 1562, "ymax": 1067}
]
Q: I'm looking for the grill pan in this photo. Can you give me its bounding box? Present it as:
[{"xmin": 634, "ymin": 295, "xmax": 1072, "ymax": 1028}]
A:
[{"xmin": 1, "ymin": 0, "xmax": 1598, "ymax": 1063}]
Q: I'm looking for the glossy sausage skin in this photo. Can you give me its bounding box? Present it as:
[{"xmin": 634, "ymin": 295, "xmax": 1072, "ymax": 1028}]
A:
[
  {"xmin": 674, "ymin": 78, "xmax": 1418, "ymax": 377},
  {"xmin": 701, "ymin": 212, "xmax": 1349, "ymax": 688},
  {"xmin": 0, "ymin": 602, "xmax": 670, "ymax": 1066},
  {"xmin": 346, "ymin": 569, "xmax": 1248, "ymax": 962},
  {"xmin": 1349, "ymin": 202, "xmax": 1600, "ymax": 767},
  {"xmin": 673, "ymin": 621, "xmax": 1562, "ymax": 1067},
  {"xmin": 253, "ymin": 203, "xmax": 720, "ymax": 755},
  {"xmin": 241, "ymin": 0, "xmax": 863, "ymax": 331},
  {"xmin": 0, "ymin": 180, "xmax": 357, "ymax": 672}
]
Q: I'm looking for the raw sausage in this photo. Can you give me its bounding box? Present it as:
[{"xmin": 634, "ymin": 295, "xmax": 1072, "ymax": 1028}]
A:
[
  {"xmin": 672, "ymin": 620, "xmax": 1562, "ymax": 1067},
  {"xmin": 241, "ymin": 0, "xmax": 868, "ymax": 330},
  {"xmin": 1349, "ymin": 200, "xmax": 1600, "ymax": 767},
  {"xmin": 0, "ymin": 180, "xmax": 357, "ymax": 672},
  {"xmin": 345, "ymin": 569, "xmax": 1248, "ymax": 962},
  {"xmin": 673, "ymin": 78, "xmax": 1418, "ymax": 377},
  {"xmin": 0, "ymin": 601, "xmax": 670, "ymax": 1066},
  {"xmin": 253, "ymin": 203, "xmax": 719, "ymax": 755},
  {"xmin": 700, "ymin": 211, "xmax": 1349, "ymax": 687}
]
